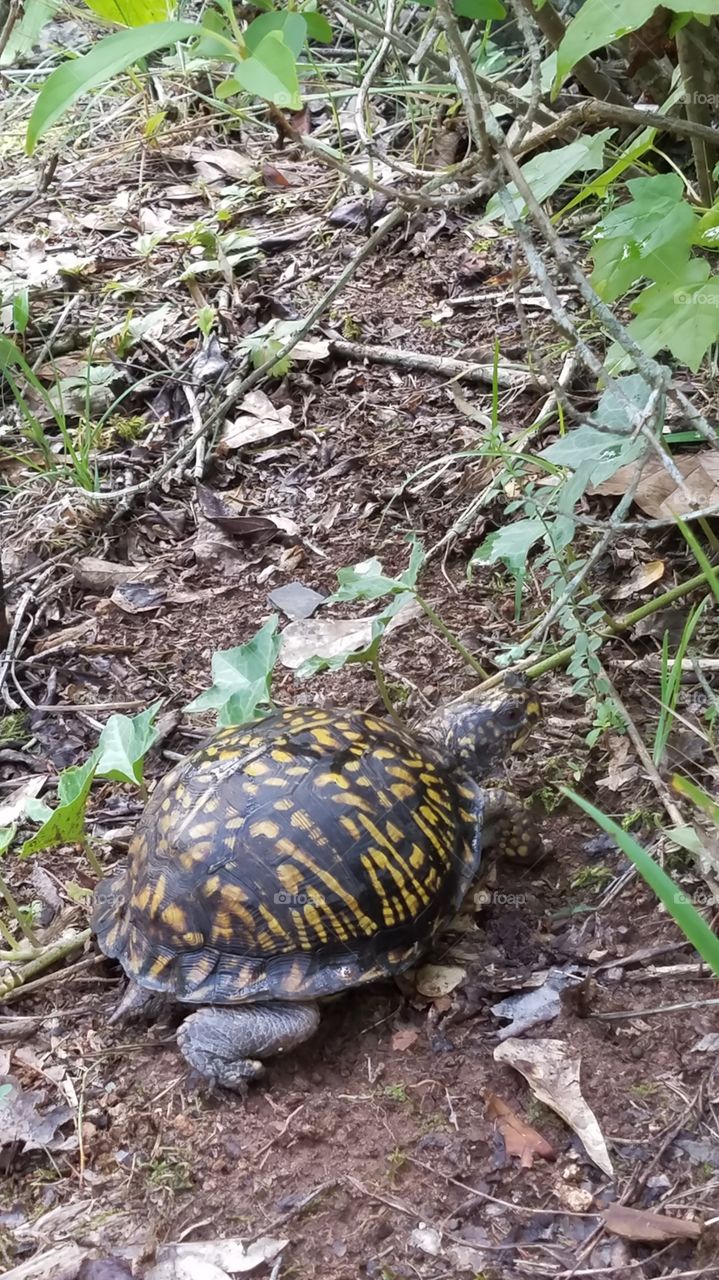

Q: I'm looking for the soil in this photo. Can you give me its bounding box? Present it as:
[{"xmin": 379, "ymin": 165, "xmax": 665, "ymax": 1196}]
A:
[{"xmin": 1, "ymin": 100, "xmax": 718, "ymax": 1280}]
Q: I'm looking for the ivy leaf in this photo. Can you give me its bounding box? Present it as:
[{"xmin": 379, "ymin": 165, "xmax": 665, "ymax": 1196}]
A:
[
  {"xmin": 539, "ymin": 424, "xmax": 645, "ymax": 484},
  {"xmin": 95, "ymin": 700, "xmax": 163, "ymax": 785},
  {"xmin": 590, "ymin": 174, "xmax": 697, "ymax": 302},
  {"xmin": 0, "ymin": 827, "xmax": 16, "ymax": 855},
  {"xmin": 185, "ymin": 616, "xmax": 281, "ymax": 726},
  {"xmin": 304, "ymin": 12, "xmax": 332, "ymax": 42},
  {"xmin": 469, "ymin": 518, "xmax": 548, "ymax": 575},
  {"xmin": 20, "ymin": 757, "xmax": 97, "ymax": 857},
  {"xmin": 329, "ymin": 539, "xmax": 426, "ymax": 605}
]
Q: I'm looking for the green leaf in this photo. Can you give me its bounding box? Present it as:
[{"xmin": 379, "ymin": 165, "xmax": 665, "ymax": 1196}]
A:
[
  {"xmin": 329, "ymin": 540, "xmax": 426, "ymax": 606},
  {"xmin": 95, "ymin": 699, "xmax": 163, "ymax": 785},
  {"xmin": 26, "ymin": 20, "xmax": 202, "ymax": 152},
  {"xmin": 231, "ymin": 31, "xmax": 301, "ymax": 111},
  {"xmin": 13, "ymin": 290, "xmax": 30, "ymax": 334},
  {"xmin": 82, "ymin": 0, "xmax": 172, "ymax": 26},
  {"xmin": 0, "ymin": 0, "xmax": 57, "ymax": 68},
  {"xmin": 565, "ymin": 789, "xmax": 719, "ymax": 978},
  {"xmin": 539, "ymin": 424, "xmax": 645, "ymax": 483},
  {"xmin": 185, "ymin": 616, "xmax": 281, "ymax": 726},
  {"xmin": 245, "ymin": 11, "xmax": 307, "ymax": 57},
  {"xmin": 555, "ymin": 0, "xmax": 656, "ymax": 92},
  {"xmin": 485, "ymin": 130, "xmax": 614, "ymax": 222},
  {"xmin": 469, "ymin": 518, "xmax": 547, "ymax": 574},
  {"xmin": 590, "ymin": 174, "xmax": 697, "ymax": 302},
  {"xmin": 607, "ymin": 265, "xmax": 719, "ymax": 373},
  {"xmin": 20, "ymin": 757, "xmax": 97, "ymax": 857},
  {"xmin": 0, "ymin": 827, "xmax": 16, "ymax": 855},
  {"xmin": 453, "ymin": 0, "xmax": 506, "ymax": 15},
  {"xmin": 303, "ymin": 12, "xmax": 332, "ymax": 43}
]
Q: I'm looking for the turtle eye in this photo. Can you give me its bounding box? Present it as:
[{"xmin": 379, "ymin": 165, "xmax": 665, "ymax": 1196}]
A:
[{"xmin": 500, "ymin": 703, "xmax": 524, "ymax": 729}]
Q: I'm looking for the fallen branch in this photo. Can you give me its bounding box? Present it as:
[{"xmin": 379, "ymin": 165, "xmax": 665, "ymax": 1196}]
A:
[{"xmin": 328, "ymin": 338, "xmax": 531, "ymax": 389}]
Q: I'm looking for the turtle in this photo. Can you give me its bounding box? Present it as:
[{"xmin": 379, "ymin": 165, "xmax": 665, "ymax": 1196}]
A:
[{"xmin": 92, "ymin": 679, "xmax": 541, "ymax": 1091}]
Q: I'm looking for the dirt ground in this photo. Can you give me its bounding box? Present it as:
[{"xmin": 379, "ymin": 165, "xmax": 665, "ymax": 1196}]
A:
[{"xmin": 1, "ymin": 108, "xmax": 719, "ymax": 1280}]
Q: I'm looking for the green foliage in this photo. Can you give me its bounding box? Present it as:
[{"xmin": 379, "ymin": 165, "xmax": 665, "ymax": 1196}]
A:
[
  {"xmin": 19, "ymin": 758, "xmax": 97, "ymax": 857},
  {"xmin": 590, "ymin": 174, "xmax": 719, "ymax": 372},
  {"xmin": 555, "ymin": 0, "xmax": 719, "ymax": 94},
  {"xmin": 567, "ymin": 790, "xmax": 719, "ymax": 977},
  {"xmin": 486, "ymin": 129, "xmax": 614, "ymax": 222},
  {"xmin": 95, "ymin": 700, "xmax": 163, "ymax": 785},
  {"xmin": 185, "ymin": 616, "xmax": 282, "ymax": 726},
  {"xmin": 26, "ymin": 4, "xmax": 309, "ymax": 153}
]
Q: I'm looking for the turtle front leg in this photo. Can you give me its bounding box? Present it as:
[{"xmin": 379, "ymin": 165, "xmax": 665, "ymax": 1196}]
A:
[
  {"xmin": 176, "ymin": 1001, "xmax": 321, "ymax": 1093},
  {"xmin": 482, "ymin": 787, "xmax": 544, "ymax": 862}
]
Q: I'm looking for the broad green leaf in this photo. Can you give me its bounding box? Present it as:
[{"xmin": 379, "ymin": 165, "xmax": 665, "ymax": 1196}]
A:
[
  {"xmin": 20, "ymin": 757, "xmax": 97, "ymax": 857},
  {"xmin": 607, "ymin": 265, "xmax": 719, "ymax": 373},
  {"xmin": 485, "ymin": 130, "xmax": 614, "ymax": 222},
  {"xmin": 0, "ymin": 827, "xmax": 16, "ymax": 855},
  {"xmin": 593, "ymin": 373, "xmax": 657, "ymax": 430},
  {"xmin": 82, "ymin": 0, "xmax": 172, "ymax": 26},
  {"xmin": 0, "ymin": 0, "xmax": 57, "ymax": 68},
  {"xmin": 231, "ymin": 31, "xmax": 301, "ymax": 111},
  {"xmin": 539, "ymin": 424, "xmax": 645, "ymax": 483},
  {"xmin": 185, "ymin": 616, "xmax": 281, "ymax": 726},
  {"xmin": 304, "ymin": 12, "xmax": 332, "ymax": 43},
  {"xmin": 469, "ymin": 518, "xmax": 547, "ymax": 574},
  {"xmin": 590, "ymin": 174, "xmax": 697, "ymax": 302},
  {"xmin": 96, "ymin": 699, "xmax": 163, "ymax": 785},
  {"xmin": 555, "ymin": 0, "xmax": 656, "ymax": 92},
  {"xmin": 566, "ymin": 789, "xmax": 719, "ymax": 977},
  {"xmin": 26, "ymin": 21, "xmax": 202, "ymax": 152},
  {"xmin": 245, "ymin": 11, "xmax": 307, "ymax": 57}
]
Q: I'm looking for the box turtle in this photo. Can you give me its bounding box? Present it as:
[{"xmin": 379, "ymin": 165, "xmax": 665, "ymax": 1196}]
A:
[{"xmin": 92, "ymin": 680, "xmax": 541, "ymax": 1091}]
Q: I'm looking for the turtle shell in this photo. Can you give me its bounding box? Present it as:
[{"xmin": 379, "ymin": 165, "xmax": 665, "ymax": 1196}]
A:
[{"xmin": 92, "ymin": 706, "xmax": 484, "ymax": 1005}]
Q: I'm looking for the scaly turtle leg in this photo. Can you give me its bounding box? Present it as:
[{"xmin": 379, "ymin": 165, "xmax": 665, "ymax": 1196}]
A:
[
  {"xmin": 176, "ymin": 1001, "xmax": 321, "ymax": 1092},
  {"xmin": 482, "ymin": 787, "xmax": 543, "ymax": 862}
]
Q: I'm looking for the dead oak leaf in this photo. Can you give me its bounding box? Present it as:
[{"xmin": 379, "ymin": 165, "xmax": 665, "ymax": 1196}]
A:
[
  {"xmin": 486, "ymin": 1092, "xmax": 556, "ymax": 1168},
  {"xmin": 591, "ymin": 452, "xmax": 719, "ymax": 519},
  {"xmin": 601, "ymin": 1203, "xmax": 702, "ymax": 1242}
]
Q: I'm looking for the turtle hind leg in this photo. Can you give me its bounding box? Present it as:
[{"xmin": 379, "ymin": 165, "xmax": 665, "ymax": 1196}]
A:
[
  {"xmin": 482, "ymin": 787, "xmax": 544, "ymax": 863},
  {"xmin": 176, "ymin": 1001, "xmax": 321, "ymax": 1093}
]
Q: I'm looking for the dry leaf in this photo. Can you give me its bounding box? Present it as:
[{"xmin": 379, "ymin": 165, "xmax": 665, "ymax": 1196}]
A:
[
  {"xmin": 190, "ymin": 147, "xmax": 255, "ymax": 180},
  {"xmin": 262, "ymin": 164, "xmax": 291, "ymax": 189},
  {"xmin": 414, "ymin": 963, "xmax": 466, "ymax": 998},
  {"xmin": 494, "ymin": 1038, "xmax": 614, "ymax": 1177},
  {"xmin": 391, "ymin": 1028, "xmax": 419, "ymax": 1052},
  {"xmin": 486, "ymin": 1093, "xmax": 556, "ymax": 1168},
  {"xmin": 601, "ymin": 1203, "xmax": 702, "ymax": 1242},
  {"xmin": 279, "ymin": 601, "xmax": 420, "ymax": 670},
  {"xmin": 110, "ymin": 583, "xmax": 167, "ymax": 614},
  {"xmin": 592, "ymin": 453, "xmax": 719, "ymax": 519},
  {"xmin": 609, "ymin": 559, "xmax": 665, "ymax": 599},
  {"xmin": 219, "ymin": 391, "xmax": 296, "ymax": 453},
  {"xmin": 73, "ymin": 558, "xmax": 158, "ymax": 593},
  {"xmin": 0, "ymin": 1076, "xmax": 74, "ymax": 1152},
  {"xmin": 147, "ymin": 1236, "xmax": 288, "ymax": 1280}
]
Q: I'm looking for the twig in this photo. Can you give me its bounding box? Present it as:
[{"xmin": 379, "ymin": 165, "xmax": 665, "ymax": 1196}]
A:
[
  {"xmin": 354, "ymin": 0, "xmax": 397, "ymax": 147},
  {"xmin": 328, "ymin": 338, "xmax": 531, "ymax": 389},
  {"xmin": 0, "ymin": 155, "xmax": 58, "ymax": 234}
]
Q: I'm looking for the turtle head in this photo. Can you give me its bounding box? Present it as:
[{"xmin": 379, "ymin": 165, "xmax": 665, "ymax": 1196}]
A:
[{"xmin": 421, "ymin": 674, "xmax": 541, "ymax": 781}]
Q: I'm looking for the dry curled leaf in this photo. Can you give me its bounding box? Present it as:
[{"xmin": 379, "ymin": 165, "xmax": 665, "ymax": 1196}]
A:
[
  {"xmin": 391, "ymin": 1027, "xmax": 419, "ymax": 1052},
  {"xmin": 592, "ymin": 453, "xmax": 719, "ymax": 519},
  {"xmin": 609, "ymin": 559, "xmax": 665, "ymax": 599},
  {"xmin": 219, "ymin": 391, "xmax": 295, "ymax": 453},
  {"xmin": 601, "ymin": 1203, "xmax": 702, "ymax": 1242},
  {"xmin": 494, "ymin": 1038, "xmax": 614, "ymax": 1177},
  {"xmin": 414, "ymin": 963, "xmax": 466, "ymax": 998},
  {"xmin": 486, "ymin": 1093, "xmax": 556, "ymax": 1168}
]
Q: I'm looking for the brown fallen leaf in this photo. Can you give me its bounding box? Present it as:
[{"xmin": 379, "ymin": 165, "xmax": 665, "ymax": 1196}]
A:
[
  {"xmin": 391, "ymin": 1027, "xmax": 419, "ymax": 1053},
  {"xmin": 262, "ymin": 164, "xmax": 291, "ymax": 189},
  {"xmin": 601, "ymin": 1203, "xmax": 702, "ymax": 1242},
  {"xmin": 609, "ymin": 559, "xmax": 665, "ymax": 599},
  {"xmin": 219, "ymin": 390, "xmax": 296, "ymax": 453},
  {"xmin": 73, "ymin": 557, "xmax": 159, "ymax": 594},
  {"xmin": 486, "ymin": 1093, "xmax": 556, "ymax": 1168},
  {"xmin": 592, "ymin": 453, "xmax": 719, "ymax": 519}
]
